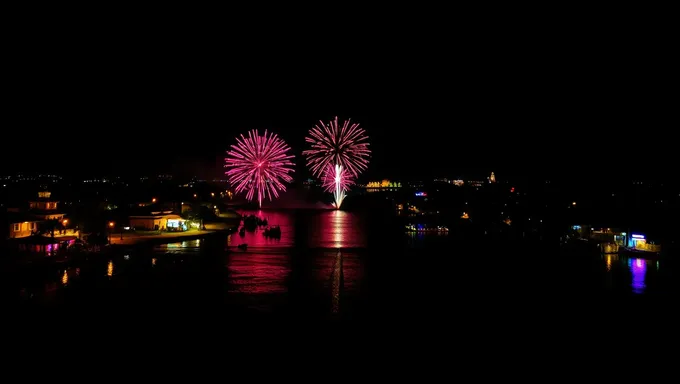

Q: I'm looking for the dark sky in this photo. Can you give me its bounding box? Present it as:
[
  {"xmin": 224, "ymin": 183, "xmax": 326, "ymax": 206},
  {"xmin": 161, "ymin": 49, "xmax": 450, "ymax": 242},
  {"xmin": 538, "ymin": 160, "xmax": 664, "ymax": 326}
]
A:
[{"xmin": 2, "ymin": 16, "xmax": 674, "ymax": 183}]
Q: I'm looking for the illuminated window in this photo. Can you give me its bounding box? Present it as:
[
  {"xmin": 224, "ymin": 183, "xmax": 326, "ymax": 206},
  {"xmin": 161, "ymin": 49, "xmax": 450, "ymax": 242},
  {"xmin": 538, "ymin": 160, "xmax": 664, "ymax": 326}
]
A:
[{"xmin": 13, "ymin": 224, "xmax": 20, "ymax": 231}]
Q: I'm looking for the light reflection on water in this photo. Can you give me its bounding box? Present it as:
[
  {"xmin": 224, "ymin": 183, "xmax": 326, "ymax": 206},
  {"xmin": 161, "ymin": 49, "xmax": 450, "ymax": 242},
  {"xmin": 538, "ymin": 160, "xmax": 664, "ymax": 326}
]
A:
[
  {"xmin": 331, "ymin": 251, "xmax": 341, "ymax": 313},
  {"xmin": 234, "ymin": 209, "xmax": 367, "ymax": 249},
  {"xmin": 156, "ymin": 239, "xmax": 202, "ymax": 252},
  {"xmin": 629, "ymin": 258, "xmax": 647, "ymax": 294},
  {"xmin": 227, "ymin": 209, "xmax": 366, "ymax": 312},
  {"xmin": 233, "ymin": 210, "xmax": 295, "ymax": 249},
  {"xmin": 227, "ymin": 252, "xmax": 290, "ymax": 294},
  {"xmin": 603, "ymin": 254, "xmax": 659, "ymax": 294},
  {"xmin": 307, "ymin": 210, "xmax": 366, "ymax": 248},
  {"xmin": 12, "ymin": 209, "xmax": 676, "ymax": 312}
]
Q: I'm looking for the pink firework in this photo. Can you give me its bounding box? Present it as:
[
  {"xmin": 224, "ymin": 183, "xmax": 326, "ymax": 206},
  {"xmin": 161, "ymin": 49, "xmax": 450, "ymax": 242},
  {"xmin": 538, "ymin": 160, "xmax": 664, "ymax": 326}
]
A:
[
  {"xmin": 225, "ymin": 129, "xmax": 295, "ymax": 207},
  {"xmin": 303, "ymin": 116, "xmax": 371, "ymax": 179},
  {"xmin": 322, "ymin": 163, "xmax": 353, "ymax": 193},
  {"xmin": 322, "ymin": 164, "xmax": 352, "ymax": 209}
]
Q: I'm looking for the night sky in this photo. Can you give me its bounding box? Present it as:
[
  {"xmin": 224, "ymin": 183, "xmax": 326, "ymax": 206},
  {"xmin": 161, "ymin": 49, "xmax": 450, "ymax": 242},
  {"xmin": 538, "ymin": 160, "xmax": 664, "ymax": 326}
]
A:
[{"xmin": 3, "ymin": 20, "xmax": 673, "ymax": 183}]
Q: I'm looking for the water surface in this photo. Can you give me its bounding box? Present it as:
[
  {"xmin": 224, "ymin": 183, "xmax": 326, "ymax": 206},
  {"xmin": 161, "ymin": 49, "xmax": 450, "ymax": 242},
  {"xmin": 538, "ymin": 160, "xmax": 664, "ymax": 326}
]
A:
[{"xmin": 8, "ymin": 209, "xmax": 680, "ymax": 326}]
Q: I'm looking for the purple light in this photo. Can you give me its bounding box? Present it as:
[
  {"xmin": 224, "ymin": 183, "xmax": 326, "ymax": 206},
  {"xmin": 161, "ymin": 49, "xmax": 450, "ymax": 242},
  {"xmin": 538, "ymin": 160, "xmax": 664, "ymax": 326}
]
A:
[
  {"xmin": 415, "ymin": 192, "xmax": 427, "ymax": 197},
  {"xmin": 631, "ymin": 258, "xmax": 646, "ymax": 294}
]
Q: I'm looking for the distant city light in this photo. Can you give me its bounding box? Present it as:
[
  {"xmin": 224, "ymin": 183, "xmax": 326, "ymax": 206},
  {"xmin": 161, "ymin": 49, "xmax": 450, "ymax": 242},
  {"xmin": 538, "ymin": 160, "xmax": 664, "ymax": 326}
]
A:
[{"xmin": 415, "ymin": 192, "xmax": 427, "ymax": 197}]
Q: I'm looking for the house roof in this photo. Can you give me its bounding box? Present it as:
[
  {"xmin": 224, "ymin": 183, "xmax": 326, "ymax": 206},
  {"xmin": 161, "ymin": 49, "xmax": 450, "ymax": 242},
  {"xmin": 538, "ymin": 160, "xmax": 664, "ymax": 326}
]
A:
[{"xmin": 129, "ymin": 214, "xmax": 182, "ymax": 219}]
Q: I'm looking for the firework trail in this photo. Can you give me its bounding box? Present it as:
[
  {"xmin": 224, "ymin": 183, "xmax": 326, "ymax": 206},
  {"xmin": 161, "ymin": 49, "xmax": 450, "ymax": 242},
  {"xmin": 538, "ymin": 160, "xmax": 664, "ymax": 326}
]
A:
[
  {"xmin": 225, "ymin": 129, "xmax": 295, "ymax": 207},
  {"xmin": 303, "ymin": 117, "xmax": 370, "ymax": 208},
  {"xmin": 322, "ymin": 164, "xmax": 353, "ymax": 209}
]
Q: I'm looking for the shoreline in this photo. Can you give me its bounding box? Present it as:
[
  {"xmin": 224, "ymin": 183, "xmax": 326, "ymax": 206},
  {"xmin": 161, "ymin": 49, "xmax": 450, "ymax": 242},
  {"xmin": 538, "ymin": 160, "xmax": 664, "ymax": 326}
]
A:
[
  {"xmin": 109, "ymin": 229, "xmax": 235, "ymax": 246},
  {"xmin": 3, "ymin": 229, "xmax": 236, "ymax": 270}
]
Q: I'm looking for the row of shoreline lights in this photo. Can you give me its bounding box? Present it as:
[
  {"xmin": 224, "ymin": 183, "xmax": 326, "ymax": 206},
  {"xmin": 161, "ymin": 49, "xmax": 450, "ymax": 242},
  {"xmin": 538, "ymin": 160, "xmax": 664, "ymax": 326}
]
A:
[{"xmin": 151, "ymin": 190, "xmax": 225, "ymax": 201}]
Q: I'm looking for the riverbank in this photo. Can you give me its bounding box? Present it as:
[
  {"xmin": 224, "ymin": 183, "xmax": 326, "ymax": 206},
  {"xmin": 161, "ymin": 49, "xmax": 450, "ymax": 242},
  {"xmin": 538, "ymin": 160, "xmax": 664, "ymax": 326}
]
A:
[{"xmin": 109, "ymin": 230, "xmax": 222, "ymax": 246}]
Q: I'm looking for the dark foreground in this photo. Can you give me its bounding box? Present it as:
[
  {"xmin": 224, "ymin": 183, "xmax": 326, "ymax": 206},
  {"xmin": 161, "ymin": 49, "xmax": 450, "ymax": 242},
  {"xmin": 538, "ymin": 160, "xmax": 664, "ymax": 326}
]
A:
[{"xmin": 5, "ymin": 210, "xmax": 680, "ymax": 355}]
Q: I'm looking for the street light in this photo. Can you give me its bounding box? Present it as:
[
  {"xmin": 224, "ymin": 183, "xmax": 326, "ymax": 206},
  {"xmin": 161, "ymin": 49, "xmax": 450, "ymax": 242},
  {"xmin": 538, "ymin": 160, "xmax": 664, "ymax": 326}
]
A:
[
  {"xmin": 108, "ymin": 221, "xmax": 115, "ymax": 243},
  {"xmin": 152, "ymin": 198, "xmax": 157, "ymax": 203}
]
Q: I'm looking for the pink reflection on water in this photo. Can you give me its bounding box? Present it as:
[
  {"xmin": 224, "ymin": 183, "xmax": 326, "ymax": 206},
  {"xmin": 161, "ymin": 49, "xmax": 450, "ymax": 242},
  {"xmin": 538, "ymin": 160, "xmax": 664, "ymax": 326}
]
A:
[
  {"xmin": 308, "ymin": 210, "xmax": 366, "ymax": 248},
  {"xmin": 630, "ymin": 258, "xmax": 647, "ymax": 294},
  {"xmin": 236, "ymin": 210, "xmax": 295, "ymax": 248},
  {"xmin": 227, "ymin": 252, "xmax": 290, "ymax": 294},
  {"xmin": 314, "ymin": 250, "xmax": 364, "ymax": 314}
]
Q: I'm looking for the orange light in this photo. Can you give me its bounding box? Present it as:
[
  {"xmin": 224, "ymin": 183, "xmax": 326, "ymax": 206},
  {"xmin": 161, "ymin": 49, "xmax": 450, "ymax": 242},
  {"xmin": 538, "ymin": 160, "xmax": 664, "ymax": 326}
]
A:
[
  {"xmin": 152, "ymin": 198, "xmax": 157, "ymax": 203},
  {"xmin": 109, "ymin": 222, "xmax": 115, "ymax": 228},
  {"xmin": 211, "ymin": 192, "xmax": 215, "ymax": 197},
  {"xmin": 193, "ymin": 194, "xmax": 197, "ymax": 198},
  {"xmin": 62, "ymin": 219, "xmax": 68, "ymax": 225}
]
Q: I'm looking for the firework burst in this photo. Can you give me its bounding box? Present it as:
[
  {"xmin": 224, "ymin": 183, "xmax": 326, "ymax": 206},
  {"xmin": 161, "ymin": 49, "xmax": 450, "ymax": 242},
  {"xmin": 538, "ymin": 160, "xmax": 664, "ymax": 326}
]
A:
[
  {"xmin": 322, "ymin": 164, "xmax": 353, "ymax": 209},
  {"xmin": 225, "ymin": 129, "xmax": 295, "ymax": 207},
  {"xmin": 303, "ymin": 117, "xmax": 370, "ymax": 208},
  {"xmin": 303, "ymin": 117, "xmax": 371, "ymax": 179}
]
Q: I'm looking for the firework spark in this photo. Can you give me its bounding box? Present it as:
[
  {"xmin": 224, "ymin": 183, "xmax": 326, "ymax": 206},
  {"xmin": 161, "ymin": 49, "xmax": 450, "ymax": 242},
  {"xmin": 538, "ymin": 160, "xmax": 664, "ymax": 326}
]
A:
[
  {"xmin": 322, "ymin": 163, "xmax": 353, "ymax": 192},
  {"xmin": 302, "ymin": 117, "xmax": 371, "ymax": 179},
  {"xmin": 225, "ymin": 129, "xmax": 295, "ymax": 207},
  {"xmin": 322, "ymin": 164, "xmax": 353, "ymax": 209},
  {"xmin": 303, "ymin": 117, "xmax": 370, "ymax": 208}
]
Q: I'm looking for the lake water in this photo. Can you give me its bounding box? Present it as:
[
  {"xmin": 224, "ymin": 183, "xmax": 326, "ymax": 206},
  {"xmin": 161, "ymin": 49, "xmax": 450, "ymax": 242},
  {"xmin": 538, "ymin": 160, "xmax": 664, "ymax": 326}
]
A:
[{"xmin": 7, "ymin": 209, "xmax": 680, "ymax": 329}]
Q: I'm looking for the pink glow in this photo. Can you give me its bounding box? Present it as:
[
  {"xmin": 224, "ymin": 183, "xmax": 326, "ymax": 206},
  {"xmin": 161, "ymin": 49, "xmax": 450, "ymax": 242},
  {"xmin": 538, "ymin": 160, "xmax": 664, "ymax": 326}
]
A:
[
  {"xmin": 631, "ymin": 258, "xmax": 646, "ymax": 294},
  {"xmin": 303, "ymin": 116, "xmax": 371, "ymax": 180},
  {"xmin": 303, "ymin": 117, "xmax": 369, "ymax": 208},
  {"xmin": 228, "ymin": 210, "xmax": 293, "ymax": 297},
  {"xmin": 225, "ymin": 129, "xmax": 295, "ymax": 208},
  {"xmin": 227, "ymin": 253, "xmax": 290, "ymax": 294},
  {"xmin": 236, "ymin": 209, "xmax": 367, "ymax": 249},
  {"xmin": 307, "ymin": 210, "xmax": 367, "ymax": 249},
  {"xmin": 234, "ymin": 210, "xmax": 295, "ymax": 248}
]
